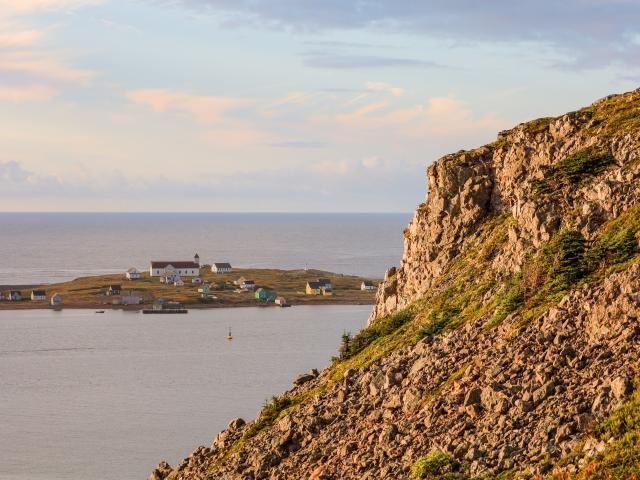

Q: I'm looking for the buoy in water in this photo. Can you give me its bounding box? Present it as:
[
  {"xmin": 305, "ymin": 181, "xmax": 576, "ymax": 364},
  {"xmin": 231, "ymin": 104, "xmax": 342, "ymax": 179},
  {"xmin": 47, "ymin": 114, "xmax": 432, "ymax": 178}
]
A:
[{"xmin": 227, "ymin": 327, "xmax": 233, "ymax": 340}]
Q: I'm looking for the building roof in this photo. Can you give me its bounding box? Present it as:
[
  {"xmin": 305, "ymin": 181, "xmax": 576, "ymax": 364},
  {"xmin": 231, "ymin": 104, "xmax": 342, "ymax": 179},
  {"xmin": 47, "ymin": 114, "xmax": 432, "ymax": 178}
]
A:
[
  {"xmin": 213, "ymin": 262, "xmax": 232, "ymax": 269},
  {"xmin": 318, "ymin": 278, "xmax": 332, "ymax": 285},
  {"xmin": 362, "ymin": 280, "xmax": 376, "ymax": 287},
  {"xmin": 109, "ymin": 284, "xmax": 121, "ymax": 290},
  {"xmin": 307, "ymin": 281, "xmax": 322, "ymax": 289},
  {"xmin": 127, "ymin": 267, "xmax": 139, "ymax": 273},
  {"xmin": 32, "ymin": 290, "xmax": 46, "ymax": 296},
  {"xmin": 242, "ymin": 279, "xmax": 255, "ymax": 284},
  {"xmin": 151, "ymin": 261, "xmax": 200, "ymax": 269}
]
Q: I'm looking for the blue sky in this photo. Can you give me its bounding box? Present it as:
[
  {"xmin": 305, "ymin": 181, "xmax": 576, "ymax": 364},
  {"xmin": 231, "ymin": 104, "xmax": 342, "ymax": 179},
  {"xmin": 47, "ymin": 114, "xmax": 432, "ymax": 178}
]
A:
[{"xmin": 0, "ymin": 0, "xmax": 638, "ymax": 212}]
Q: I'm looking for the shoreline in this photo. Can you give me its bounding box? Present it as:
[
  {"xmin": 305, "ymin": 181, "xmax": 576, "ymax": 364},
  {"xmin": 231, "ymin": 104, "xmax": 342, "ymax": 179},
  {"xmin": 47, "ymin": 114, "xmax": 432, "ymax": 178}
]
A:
[{"xmin": 0, "ymin": 298, "xmax": 375, "ymax": 312}]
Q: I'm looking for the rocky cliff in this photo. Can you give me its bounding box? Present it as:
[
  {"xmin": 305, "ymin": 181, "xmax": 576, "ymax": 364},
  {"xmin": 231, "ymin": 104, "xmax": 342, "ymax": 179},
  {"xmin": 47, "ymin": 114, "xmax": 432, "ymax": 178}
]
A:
[{"xmin": 151, "ymin": 88, "xmax": 640, "ymax": 480}]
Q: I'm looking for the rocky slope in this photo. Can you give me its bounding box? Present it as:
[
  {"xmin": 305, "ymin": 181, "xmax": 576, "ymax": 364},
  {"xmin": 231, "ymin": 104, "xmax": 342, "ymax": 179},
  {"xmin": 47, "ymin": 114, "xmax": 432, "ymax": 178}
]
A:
[{"xmin": 150, "ymin": 88, "xmax": 640, "ymax": 480}]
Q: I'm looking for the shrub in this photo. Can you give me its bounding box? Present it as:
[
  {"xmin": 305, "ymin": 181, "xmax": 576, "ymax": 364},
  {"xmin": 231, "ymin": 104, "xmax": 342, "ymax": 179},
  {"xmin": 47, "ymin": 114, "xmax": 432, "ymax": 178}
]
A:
[
  {"xmin": 585, "ymin": 225, "xmax": 639, "ymax": 272},
  {"xmin": 411, "ymin": 451, "xmax": 460, "ymax": 479},
  {"xmin": 527, "ymin": 146, "xmax": 614, "ymax": 198},
  {"xmin": 556, "ymin": 147, "xmax": 614, "ymax": 184},
  {"xmin": 486, "ymin": 275, "xmax": 525, "ymax": 328},
  {"xmin": 242, "ymin": 396, "xmax": 296, "ymax": 440},
  {"xmin": 340, "ymin": 308, "xmax": 415, "ymax": 360},
  {"xmin": 416, "ymin": 307, "xmax": 460, "ymax": 339},
  {"xmin": 546, "ymin": 229, "xmax": 587, "ymax": 291},
  {"xmin": 530, "ymin": 178, "xmax": 552, "ymax": 196}
]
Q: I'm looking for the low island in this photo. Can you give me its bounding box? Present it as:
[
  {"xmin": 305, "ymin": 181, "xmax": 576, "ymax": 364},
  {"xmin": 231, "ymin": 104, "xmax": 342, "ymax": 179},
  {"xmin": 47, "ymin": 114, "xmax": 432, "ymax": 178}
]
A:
[{"xmin": 0, "ymin": 267, "xmax": 380, "ymax": 310}]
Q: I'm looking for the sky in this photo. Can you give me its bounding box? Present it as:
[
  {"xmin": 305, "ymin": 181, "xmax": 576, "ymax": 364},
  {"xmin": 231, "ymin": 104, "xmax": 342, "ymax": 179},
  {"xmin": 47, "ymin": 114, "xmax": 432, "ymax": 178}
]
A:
[{"xmin": 0, "ymin": 1, "xmax": 638, "ymax": 212}]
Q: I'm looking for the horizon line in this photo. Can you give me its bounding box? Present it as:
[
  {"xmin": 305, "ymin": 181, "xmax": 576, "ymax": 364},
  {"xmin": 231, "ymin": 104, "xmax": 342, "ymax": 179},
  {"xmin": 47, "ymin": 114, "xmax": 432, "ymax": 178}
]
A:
[{"xmin": 0, "ymin": 211, "xmax": 413, "ymax": 215}]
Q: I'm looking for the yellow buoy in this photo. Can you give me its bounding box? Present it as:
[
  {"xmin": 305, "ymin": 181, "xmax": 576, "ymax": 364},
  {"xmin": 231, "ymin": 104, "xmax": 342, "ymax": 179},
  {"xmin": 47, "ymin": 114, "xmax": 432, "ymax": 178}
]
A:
[{"xmin": 227, "ymin": 327, "xmax": 233, "ymax": 340}]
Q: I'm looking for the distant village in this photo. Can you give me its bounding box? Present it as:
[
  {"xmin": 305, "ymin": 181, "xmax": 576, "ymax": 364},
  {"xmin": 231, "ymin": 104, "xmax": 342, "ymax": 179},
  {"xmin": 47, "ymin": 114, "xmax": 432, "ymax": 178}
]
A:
[{"xmin": 0, "ymin": 253, "xmax": 379, "ymax": 308}]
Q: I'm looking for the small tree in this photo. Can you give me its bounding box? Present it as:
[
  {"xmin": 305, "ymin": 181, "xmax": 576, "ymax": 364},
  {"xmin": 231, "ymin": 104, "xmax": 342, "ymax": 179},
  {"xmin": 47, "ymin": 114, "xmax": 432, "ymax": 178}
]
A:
[{"xmin": 339, "ymin": 330, "xmax": 352, "ymax": 359}]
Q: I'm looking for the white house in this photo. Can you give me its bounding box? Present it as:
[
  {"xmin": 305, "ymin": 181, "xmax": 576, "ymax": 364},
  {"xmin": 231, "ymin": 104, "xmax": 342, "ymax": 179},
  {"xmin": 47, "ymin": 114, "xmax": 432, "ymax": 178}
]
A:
[
  {"xmin": 31, "ymin": 290, "xmax": 47, "ymax": 301},
  {"xmin": 126, "ymin": 268, "xmax": 141, "ymax": 280},
  {"xmin": 361, "ymin": 281, "xmax": 377, "ymax": 291},
  {"xmin": 150, "ymin": 253, "xmax": 200, "ymax": 277},
  {"xmin": 212, "ymin": 262, "xmax": 232, "ymax": 274},
  {"xmin": 240, "ymin": 279, "xmax": 256, "ymax": 290},
  {"xmin": 50, "ymin": 293, "xmax": 62, "ymax": 306}
]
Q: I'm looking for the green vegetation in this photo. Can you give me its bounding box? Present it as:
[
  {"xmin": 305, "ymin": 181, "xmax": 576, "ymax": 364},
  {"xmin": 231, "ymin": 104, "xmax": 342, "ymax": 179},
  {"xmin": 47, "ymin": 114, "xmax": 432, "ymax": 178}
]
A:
[
  {"xmin": 585, "ymin": 206, "xmax": 640, "ymax": 274},
  {"xmin": 484, "ymin": 275, "xmax": 525, "ymax": 329},
  {"xmin": 529, "ymin": 146, "xmax": 615, "ymax": 198},
  {"xmin": 556, "ymin": 148, "xmax": 614, "ymax": 183},
  {"xmin": 583, "ymin": 91, "xmax": 640, "ymax": 138},
  {"xmin": 241, "ymin": 396, "xmax": 297, "ymax": 440},
  {"xmin": 411, "ymin": 451, "xmax": 460, "ymax": 479},
  {"xmin": 340, "ymin": 307, "xmax": 416, "ymax": 360},
  {"xmin": 546, "ymin": 229, "xmax": 588, "ymax": 290},
  {"xmin": 524, "ymin": 117, "xmax": 554, "ymax": 135}
]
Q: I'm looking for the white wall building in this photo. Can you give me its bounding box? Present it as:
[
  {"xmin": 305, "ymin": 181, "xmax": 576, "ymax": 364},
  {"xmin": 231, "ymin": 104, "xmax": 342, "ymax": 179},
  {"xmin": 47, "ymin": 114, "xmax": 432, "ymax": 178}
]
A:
[
  {"xmin": 150, "ymin": 254, "xmax": 200, "ymax": 277},
  {"xmin": 212, "ymin": 262, "xmax": 232, "ymax": 274},
  {"xmin": 361, "ymin": 281, "xmax": 377, "ymax": 291},
  {"xmin": 126, "ymin": 268, "xmax": 141, "ymax": 280}
]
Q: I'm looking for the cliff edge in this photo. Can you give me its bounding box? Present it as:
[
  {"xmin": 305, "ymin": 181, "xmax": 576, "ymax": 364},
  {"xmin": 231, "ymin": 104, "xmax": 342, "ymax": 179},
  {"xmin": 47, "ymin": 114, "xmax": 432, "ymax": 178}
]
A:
[{"xmin": 151, "ymin": 88, "xmax": 640, "ymax": 480}]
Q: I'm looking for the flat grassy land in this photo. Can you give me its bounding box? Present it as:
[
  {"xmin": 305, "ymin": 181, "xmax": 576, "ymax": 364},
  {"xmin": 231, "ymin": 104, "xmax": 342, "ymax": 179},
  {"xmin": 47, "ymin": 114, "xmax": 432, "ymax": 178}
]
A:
[{"xmin": 0, "ymin": 268, "xmax": 380, "ymax": 309}]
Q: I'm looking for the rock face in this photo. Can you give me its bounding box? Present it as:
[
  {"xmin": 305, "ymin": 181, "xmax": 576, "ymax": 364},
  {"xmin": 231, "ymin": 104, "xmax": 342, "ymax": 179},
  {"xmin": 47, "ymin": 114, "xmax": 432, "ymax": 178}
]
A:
[
  {"xmin": 370, "ymin": 90, "xmax": 640, "ymax": 322},
  {"xmin": 151, "ymin": 89, "xmax": 640, "ymax": 479}
]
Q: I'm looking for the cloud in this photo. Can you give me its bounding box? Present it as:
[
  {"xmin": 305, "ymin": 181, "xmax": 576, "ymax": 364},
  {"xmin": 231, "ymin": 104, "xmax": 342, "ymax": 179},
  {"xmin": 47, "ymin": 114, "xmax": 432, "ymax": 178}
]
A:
[
  {"xmin": 303, "ymin": 53, "xmax": 442, "ymax": 69},
  {"xmin": 0, "ymin": 84, "xmax": 56, "ymax": 101},
  {"xmin": 269, "ymin": 141, "xmax": 328, "ymax": 149},
  {"xmin": 0, "ymin": 0, "xmax": 100, "ymax": 17},
  {"xmin": 331, "ymin": 94, "xmax": 505, "ymax": 140},
  {"xmin": 127, "ymin": 89, "xmax": 246, "ymax": 124},
  {"xmin": 0, "ymin": 28, "xmax": 43, "ymax": 47},
  {"xmin": 0, "ymin": 51, "xmax": 95, "ymax": 85},
  {"xmin": 165, "ymin": 0, "xmax": 640, "ymax": 69},
  {"xmin": 366, "ymin": 81, "xmax": 403, "ymax": 96}
]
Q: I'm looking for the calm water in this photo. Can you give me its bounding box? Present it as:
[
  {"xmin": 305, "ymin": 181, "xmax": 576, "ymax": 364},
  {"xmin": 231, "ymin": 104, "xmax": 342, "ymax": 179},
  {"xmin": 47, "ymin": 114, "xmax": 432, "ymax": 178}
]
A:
[
  {"xmin": 0, "ymin": 306, "xmax": 369, "ymax": 480},
  {"xmin": 0, "ymin": 213, "xmax": 409, "ymax": 285}
]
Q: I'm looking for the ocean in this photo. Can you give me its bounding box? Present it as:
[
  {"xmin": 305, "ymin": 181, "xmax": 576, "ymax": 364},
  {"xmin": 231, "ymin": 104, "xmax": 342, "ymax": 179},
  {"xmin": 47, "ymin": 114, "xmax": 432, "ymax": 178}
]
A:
[
  {"xmin": 0, "ymin": 306, "xmax": 369, "ymax": 480},
  {"xmin": 0, "ymin": 213, "xmax": 410, "ymax": 285}
]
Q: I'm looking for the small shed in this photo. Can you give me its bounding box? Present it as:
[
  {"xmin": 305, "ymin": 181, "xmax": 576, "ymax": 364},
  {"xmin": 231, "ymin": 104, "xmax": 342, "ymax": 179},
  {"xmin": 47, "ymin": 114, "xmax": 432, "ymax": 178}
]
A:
[
  {"xmin": 240, "ymin": 279, "xmax": 256, "ymax": 290},
  {"xmin": 107, "ymin": 285, "xmax": 121, "ymax": 296}
]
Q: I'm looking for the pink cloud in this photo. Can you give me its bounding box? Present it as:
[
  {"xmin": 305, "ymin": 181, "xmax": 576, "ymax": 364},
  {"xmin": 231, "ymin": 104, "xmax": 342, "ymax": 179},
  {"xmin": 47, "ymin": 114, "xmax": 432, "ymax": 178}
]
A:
[
  {"xmin": 0, "ymin": 84, "xmax": 56, "ymax": 101},
  {"xmin": 127, "ymin": 89, "xmax": 246, "ymax": 124}
]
